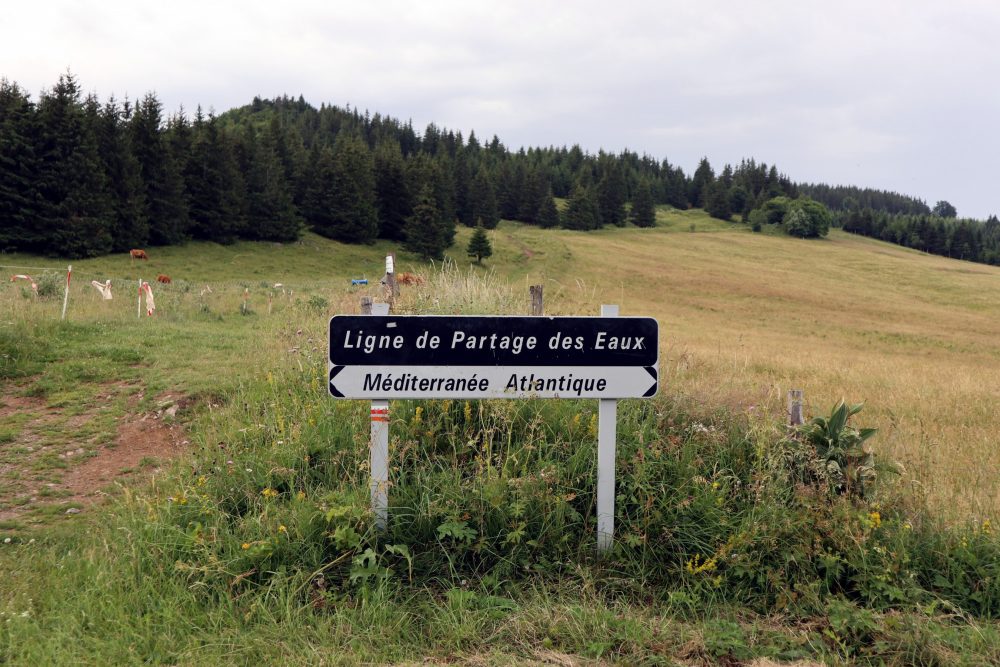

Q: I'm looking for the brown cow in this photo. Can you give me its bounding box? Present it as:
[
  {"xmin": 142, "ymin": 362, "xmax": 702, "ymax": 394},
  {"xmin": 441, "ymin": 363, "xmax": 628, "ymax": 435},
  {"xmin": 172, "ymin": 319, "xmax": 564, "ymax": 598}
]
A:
[
  {"xmin": 130, "ymin": 249, "xmax": 148, "ymax": 260},
  {"xmin": 156, "ymin": 274, "xmax": 171, "ymax": 284},
  {"xmin": 396, "ymin": 272, "xmax": 426, "ymax": 286}
]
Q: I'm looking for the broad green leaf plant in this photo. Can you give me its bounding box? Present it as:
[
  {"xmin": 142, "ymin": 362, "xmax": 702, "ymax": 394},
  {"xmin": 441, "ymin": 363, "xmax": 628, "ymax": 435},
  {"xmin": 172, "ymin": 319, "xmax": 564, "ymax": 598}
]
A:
[{"xmin": 798, "ymin": 400, "xmax": 878, "ymax": 498}]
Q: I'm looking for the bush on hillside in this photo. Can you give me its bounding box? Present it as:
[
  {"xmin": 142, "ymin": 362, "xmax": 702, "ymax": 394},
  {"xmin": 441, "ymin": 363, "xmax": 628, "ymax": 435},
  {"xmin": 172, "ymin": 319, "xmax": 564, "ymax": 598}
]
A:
[{"xmin": 749, "ymin": 196, "xmax": 831, "ymax": 238}]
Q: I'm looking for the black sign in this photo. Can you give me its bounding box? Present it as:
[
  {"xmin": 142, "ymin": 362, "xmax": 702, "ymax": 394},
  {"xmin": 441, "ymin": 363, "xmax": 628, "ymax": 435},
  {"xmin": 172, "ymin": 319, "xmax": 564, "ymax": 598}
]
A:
[{"xmin": 329, "ymin": 315, "xmax": 658, "ymax": 367}]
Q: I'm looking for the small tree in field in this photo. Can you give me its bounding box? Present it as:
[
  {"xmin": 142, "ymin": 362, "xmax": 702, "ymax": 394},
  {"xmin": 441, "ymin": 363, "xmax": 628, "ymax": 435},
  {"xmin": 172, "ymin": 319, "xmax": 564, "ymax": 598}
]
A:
[{"xmin": 467, "ymin": 221, "xmax": 492, "ymax": 263}]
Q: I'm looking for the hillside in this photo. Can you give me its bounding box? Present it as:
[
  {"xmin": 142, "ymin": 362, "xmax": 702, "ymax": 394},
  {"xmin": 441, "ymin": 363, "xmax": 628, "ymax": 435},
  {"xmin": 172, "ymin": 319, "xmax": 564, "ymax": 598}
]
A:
[{"xmin": 3, "ymin": 207, "xmax": 998, "ymax": 517}]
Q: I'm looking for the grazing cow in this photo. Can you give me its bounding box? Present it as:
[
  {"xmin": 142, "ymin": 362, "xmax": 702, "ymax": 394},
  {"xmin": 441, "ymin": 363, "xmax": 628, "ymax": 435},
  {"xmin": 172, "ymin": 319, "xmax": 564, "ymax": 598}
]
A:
[
  {"xmin": 130, "ymin": 249, "xmax": 148, "ymax": 260},
  {"xmin": 396, "ymin": 272, "xmax": 426, "ymax": 286},
  {"xmin": 156, "ymin": 274, "xmax": 171, "ymax": 284}
]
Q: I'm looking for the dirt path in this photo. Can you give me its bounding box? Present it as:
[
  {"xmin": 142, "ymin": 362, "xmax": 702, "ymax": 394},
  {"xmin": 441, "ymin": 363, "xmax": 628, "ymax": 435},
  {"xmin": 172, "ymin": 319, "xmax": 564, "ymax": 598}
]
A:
[{"xmin": 0, "ymin": 384, "xmax": 189, "ymax": 528}]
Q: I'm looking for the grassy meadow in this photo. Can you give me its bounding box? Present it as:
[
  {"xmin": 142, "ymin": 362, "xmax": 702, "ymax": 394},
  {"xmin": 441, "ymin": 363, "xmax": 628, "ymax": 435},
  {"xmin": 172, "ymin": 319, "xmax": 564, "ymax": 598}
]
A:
[{"xmin": 1, "ymin": 209, "xmax": 999, "ymax": 664}]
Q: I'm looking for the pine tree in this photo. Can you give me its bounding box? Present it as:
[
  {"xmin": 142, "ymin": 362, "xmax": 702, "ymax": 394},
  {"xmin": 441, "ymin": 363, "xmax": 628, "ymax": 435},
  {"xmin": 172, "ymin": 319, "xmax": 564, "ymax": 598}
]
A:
[
  {"xmin": 518, "ymin": 168, "xmax": 548, "ymax": 224},
  {"xmin": 630, "ymin": 180, "xmax": 656, "ymax": 228},
  {"xmin": 689, "ymin": 157, "xmax": 714, "ymax": 208},
  {"xmin": 405, "ymin": 184, "xmax": 447, "ymax": 260},
  {"xmin": 469, "ymin": 169, "xmax": 500, "ymax": 229},
  {"xmin": 311, "ymin": 134, "xmax": 377, "ymax": 243},
  {"xmin": 0, "ymin": 79, "xmax": 40, "ymax": 251},
  {"xmin": 561, "ymin": 182, "xmax": 601, "ymax": 230},
  {"xmin": 131, "ymin": 93, "xmax": 188, "ymax": 245},
  {"xmin": 34, "ymin": 72, "xmax": 114, "ymax": 257},
  {"xmin": 300, "ymin": 144, "xmax": 337, "ymax": 233},
  {"xmin": 186, "ymin": 109, "xmax": 245, "ymax": 243},
  {"xmin": 242, "ymin": 124, "xmax": 301, "ymax": 242},
  {"xmin": 596, "ymin": 156, "xmax": 627, "ymax": 226},
  {"xmin": 467, "ymin": 222, "xmax": 492, "ymax": 263},
  {"xmin": 406, "ymin": 153, "xmax": 455, "ymax": 249},
  {"xmin": 537, "ymin": 189, "xmax": 560, "ymax": 229},
  {"xmin": 454, "ymin": 148, "xmax": 474, "ymax": 226},
  {"xmin": 96, "ymin": 96, "xmax": 149, "ymax": 251},
  {"xmin": 373, "ymin": 140, "xmax": 411, "ymax": 240},
  {"xmin": 704, "ymin": 180, "xmax": 732, "ymax": 220}
]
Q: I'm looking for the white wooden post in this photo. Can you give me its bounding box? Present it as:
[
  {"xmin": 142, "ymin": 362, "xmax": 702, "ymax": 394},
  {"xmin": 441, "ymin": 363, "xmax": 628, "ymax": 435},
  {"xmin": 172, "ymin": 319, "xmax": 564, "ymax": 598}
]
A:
[
  {"xmin": 369, "ymin": 302, "xmax": 391, "ymax": 530},
  {"xmin": 597, "ymin": 304, "xmax": 619, "ymax": 552},
  {"xmin": 137, "ymin": 279, "xmax": 142, "ymax": 319},
  {"xmin": 60, "ymin": 265, "xmax": 71, "ymax": 320}
]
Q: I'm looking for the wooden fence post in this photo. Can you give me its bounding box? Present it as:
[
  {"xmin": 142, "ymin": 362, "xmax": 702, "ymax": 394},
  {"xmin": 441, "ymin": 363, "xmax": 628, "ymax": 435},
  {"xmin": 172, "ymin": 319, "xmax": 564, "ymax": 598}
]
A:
[
  {"xmin": 529, "ymin": 285, "xmax": 543, "ymax": 315},
  {"xmin": 360, "ymin": 296, "xmax": 373, "ymax": 314},
  {"xmin": 788, "ymin": 389, "xmax": 805, "ymax": 426}
]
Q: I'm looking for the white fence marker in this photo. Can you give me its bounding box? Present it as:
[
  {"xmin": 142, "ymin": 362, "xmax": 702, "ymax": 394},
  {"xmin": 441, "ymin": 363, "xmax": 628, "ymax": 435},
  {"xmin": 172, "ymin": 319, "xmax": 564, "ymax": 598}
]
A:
[
  {"xmin": 60, "ymin": 265, "xmax": 71, "ymax": 320},
  {"xmin": 597, "ymin": 304, "xmax": 619, "ymax": 552},
  {"xmin": 369, "ymin": 302, "xmax": 391, "ymax": 529}
]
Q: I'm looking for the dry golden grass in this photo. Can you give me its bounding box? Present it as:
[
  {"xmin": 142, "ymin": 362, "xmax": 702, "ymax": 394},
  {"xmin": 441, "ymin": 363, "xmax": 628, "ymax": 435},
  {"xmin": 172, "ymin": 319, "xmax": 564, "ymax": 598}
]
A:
[{"xmin": 491, "ymin": 212, "xmax": 1000, "ymax": 519}]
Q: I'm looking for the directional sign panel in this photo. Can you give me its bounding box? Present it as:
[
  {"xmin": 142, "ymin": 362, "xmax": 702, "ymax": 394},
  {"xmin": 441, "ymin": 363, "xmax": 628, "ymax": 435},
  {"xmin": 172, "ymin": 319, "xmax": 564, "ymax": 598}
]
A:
[{"xmin": 329, "ymin": 315, "xmax": 658, "ymax": 399}]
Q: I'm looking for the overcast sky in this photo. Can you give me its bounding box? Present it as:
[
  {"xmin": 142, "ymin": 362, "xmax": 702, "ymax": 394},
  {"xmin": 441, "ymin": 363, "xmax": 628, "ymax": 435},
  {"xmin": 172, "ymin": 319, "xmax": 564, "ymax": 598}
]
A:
[{"xmin": 3, "ymin": 1, "xmax": 997, "ymax": 217}]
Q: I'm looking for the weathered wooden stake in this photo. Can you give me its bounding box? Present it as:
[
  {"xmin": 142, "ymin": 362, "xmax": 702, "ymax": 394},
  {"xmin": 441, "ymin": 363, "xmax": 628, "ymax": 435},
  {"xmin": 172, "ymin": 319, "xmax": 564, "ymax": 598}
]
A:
[
  {"xmin": 529, "ymin": 285, "xmax": 544, "ymax": 315},
  {"xmin": 360, "ymin": 296, "xmax": 373, "ymax": 314},
  {"xmin": 788, "ymin": 389, "xmax": 805, "ymax": 426}
]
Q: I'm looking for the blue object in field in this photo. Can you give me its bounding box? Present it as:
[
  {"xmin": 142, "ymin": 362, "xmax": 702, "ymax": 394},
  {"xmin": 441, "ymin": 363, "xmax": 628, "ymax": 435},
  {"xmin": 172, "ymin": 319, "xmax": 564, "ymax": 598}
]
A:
[{"xmin": 351, "ymin": 278, "xmax": 368, "ymax": 286}]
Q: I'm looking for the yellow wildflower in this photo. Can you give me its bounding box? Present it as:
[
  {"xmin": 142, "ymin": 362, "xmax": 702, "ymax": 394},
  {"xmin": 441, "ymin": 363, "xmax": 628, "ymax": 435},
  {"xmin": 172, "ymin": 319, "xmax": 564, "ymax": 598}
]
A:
[
  {"xmin": 261, "ymin": 488, "xmax": 279, "ymax": 499},
  {"xmin": 296, "ymin": 491, "xmax": 306, "ymax": 501},
  {"xmin": 463, "ymin": 401, "xmax": 472, "ymax": 422},
  {"xmin": 241, "ymin": 542, "xmax": 250, "ymax": 550},
  {"xmin": 868, "ymin": 511, "xmax": 881, "ymax": 529},
  {"xmin": 278, "ymin": 525, "xmax": 287, "ymax": 534},
  {"xmin": 983, "ymin": 519, "xmax": 992, "ymax": 535},
  {"xmin": 413, "ymin": 407, "xmax": 423, "ymax": 425},
  {"xmin": 685, "ymin": 553, "xmax": 718, "ymax": 576},
  {"xmin": 587, "ymin": 414, "xmax": 598, "ymax": 438}
]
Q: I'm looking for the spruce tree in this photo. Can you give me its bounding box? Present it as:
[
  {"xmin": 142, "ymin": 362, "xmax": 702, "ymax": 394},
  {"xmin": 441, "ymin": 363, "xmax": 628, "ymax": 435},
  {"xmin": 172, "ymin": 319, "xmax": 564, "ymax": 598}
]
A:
[
  {"xmin": 469, "ymin": 169, "xmax": 500, "ymax": 229},
  {"xmin": 704, "ymin": 180, "xmax": 732, "ymax": 220},
  {"xmin": 96, "ymin": 96, "xmax": 149, "ymax": 251},
  {"xmin": 34, "ymin": 72, "xmax": 114, "ymax": 257},
  {"xmin": 689, "ymin": 157, "xmax": 715, "ymax": 208},
  {"xmin": 312, "ymin": 134, "xmax": 377, "ymax": 243},
  {"xmin": 596, "ymin": 156, "xmax": 627, "ymax": 226},
  {"xmin": 186, "ymin": 109, "xmax": 245, "ymax": 243},
  {"xmin": 630, "ymin": 180, "xmax": 656, "ymax": 228},
  {"xmin": 537, "ymin": 189, "xmax": 560, "ymax": 229},
  {"xmin": 561, "ymin": 182, "xmax": 601, "ymax": 230},
  {"xmin": 518, "ymin": 168, "xmax": 548, "ymax": 224},
  {"xmin": 405, "ymin": 184, "xmax": 447, "ymax": 260},
  {"xmin": 300, "ymin": 144, "xmax": 337, "ymax": 232},
  {"xmin": 454, "ymin": 149, "xmax": 474, "ymax": 226},
  {"xmin": 244, "ymin": 126, "xmax": 302, "ymax": 242},
  {"xmin": 373, "ymin": 140, "xmax": 411, "ymax": 240},
  {"xmin": 467, "ymin": 222, "xmax": 492, "ymax": 263},
  {"xmin": 131, "ymin": 93, "xmax": 188, "ymax": 245},
  {"xmin": 0, "ymin": 79, "xmax": 40, "ymax": 251}
]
